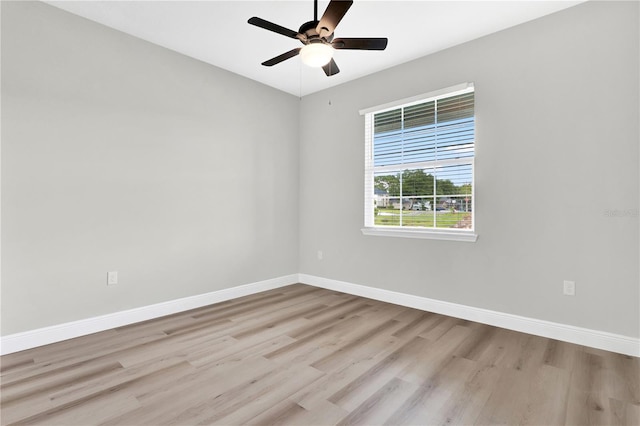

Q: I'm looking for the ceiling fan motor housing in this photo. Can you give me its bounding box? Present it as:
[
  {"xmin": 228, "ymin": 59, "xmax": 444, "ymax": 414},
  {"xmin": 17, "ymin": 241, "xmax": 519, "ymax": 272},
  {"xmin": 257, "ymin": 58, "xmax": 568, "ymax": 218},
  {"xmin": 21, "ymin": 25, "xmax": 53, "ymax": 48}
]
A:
[{"xmin": 299, "ymin": 20, "xmax": 334, "ymax": 45}]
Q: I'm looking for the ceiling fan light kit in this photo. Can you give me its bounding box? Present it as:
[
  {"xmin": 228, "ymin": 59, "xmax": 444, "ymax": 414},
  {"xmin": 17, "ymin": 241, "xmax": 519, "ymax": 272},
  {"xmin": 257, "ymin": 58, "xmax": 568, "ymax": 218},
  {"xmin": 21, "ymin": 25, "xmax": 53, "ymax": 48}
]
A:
[
  {"xmin": 300, "ymin": 42, "xmax": 334, "ymax": 67},
  {"xmin": 248, "ymin": 0, "xmax": 388, "ymax": 76}
]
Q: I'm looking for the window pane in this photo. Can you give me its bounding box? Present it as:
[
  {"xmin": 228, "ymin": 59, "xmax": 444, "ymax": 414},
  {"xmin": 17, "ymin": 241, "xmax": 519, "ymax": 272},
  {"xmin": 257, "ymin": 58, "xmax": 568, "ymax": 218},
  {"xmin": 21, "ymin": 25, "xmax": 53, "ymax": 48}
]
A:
[
  {"xmin": 374, "ymin": 203, "xmax": 401, "ymax": 226},
  {"xmin": 404, "ymin": 101, "xmax": 435, "ymax": 129},
  {"xmin": 436, "ymin": 92, "xmax": 475, "ymax": 161},
  {"xmin": 403, "ymin": 122, "xmax": 436, "ymax": 164},
  {"xmin": 435, "ymin": 116, "xmax": 474, "ymax": 160},
  {"xmin": 373, "ymin": 172, "xmax": 401, "ymax": 226},
  {"xmin": 374, "ymin": 108, "xmax": 401, "ymax": 133},
  {"xmin": 399, "ymin": 168, "xmax": 435, "ymax": 228},
  {"xmin": 373, "ymin": 129, "xmax": 404, "ymax": 166},
  {"xmin": 437, "ymin": 92, "xmax": 474, "ymax": 122},
  {"xmin": 433, "ymin": 164, "xmax": 473, "ymax": 229}
]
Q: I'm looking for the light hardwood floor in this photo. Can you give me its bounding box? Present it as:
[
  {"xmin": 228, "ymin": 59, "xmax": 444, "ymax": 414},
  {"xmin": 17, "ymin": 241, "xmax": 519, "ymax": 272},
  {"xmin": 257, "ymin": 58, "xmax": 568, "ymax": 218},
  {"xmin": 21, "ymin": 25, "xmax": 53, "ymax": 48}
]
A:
[{"xmin": 1, "ymin": 284, "xmax": 638, "ymax": 425}]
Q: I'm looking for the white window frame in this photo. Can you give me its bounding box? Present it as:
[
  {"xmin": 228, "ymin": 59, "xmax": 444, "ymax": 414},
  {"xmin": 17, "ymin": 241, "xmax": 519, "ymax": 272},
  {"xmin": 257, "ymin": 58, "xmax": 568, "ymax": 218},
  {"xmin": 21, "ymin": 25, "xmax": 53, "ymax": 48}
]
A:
[{"xmin": 360, "ymin": 82, "xmax": 478, "ymax": 242}]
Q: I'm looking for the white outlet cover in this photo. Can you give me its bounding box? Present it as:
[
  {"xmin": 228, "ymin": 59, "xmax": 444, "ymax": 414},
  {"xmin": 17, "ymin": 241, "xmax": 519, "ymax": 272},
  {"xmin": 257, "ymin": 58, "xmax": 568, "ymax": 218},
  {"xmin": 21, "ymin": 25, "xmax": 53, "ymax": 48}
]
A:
[
  {"xmin": 563, "ymin": 280, "xmax": 575, "ymax": 296},
  {"xmin": 107, "ymin": 271, "xmax": 118, "ymax": 285}
]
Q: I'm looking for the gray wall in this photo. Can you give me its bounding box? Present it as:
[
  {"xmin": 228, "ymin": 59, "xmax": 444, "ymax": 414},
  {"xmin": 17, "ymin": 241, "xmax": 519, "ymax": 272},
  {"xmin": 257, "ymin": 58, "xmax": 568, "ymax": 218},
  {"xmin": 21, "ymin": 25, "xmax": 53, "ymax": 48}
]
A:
[
  {"xmin": 1, "ymin": 1, "xmax": 300, "ymax": 334},
  {"xmin": 298, "ymin": 1, "xmax": 640, "ymax": 338}
]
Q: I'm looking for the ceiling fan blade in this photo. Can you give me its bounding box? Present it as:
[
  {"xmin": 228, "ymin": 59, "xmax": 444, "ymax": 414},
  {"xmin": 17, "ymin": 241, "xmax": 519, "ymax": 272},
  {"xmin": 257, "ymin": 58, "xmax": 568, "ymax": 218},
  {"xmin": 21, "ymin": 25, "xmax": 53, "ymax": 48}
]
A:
[
  {"xmin": 332, "ymin": 38, "xmax": 388, "ymax": 50},
  {"xmin": 262, "ymin": 48, "xmax": 302, "ymax": 67},
  {"xmin": 316, "ymin": 0, "xmax": 353, "ymax": 38},
  {"xmin": 248, "ymin": 17, "xmax": 299, "ymax": 39},
  {"xmin": 322, "ymin": 58, "xmax": 340, "ymax": 76}
]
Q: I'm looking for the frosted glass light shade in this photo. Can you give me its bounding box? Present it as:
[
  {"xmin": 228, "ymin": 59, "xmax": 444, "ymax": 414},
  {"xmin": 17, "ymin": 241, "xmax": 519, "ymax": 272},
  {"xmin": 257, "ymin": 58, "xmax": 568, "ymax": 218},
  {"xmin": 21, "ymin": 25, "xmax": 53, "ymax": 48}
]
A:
[{"xmin": 300, "ymin": 43, "xmax": 334, "ymax": 67}]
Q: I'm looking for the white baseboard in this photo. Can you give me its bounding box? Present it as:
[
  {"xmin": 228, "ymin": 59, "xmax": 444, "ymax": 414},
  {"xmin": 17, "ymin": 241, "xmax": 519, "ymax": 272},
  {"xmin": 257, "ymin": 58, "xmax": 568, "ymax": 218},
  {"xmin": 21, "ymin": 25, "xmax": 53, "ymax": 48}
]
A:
[
  {"xmin": 298, "ymin": 274, "xmax": 640, "ymax": 357},
  {"xmin": 0, "ymin": 274, "xmax": 298, "ymax": 356},
  {"xmin": 3, "ymin": 273, "xmax": 638, "ymax": 357}
]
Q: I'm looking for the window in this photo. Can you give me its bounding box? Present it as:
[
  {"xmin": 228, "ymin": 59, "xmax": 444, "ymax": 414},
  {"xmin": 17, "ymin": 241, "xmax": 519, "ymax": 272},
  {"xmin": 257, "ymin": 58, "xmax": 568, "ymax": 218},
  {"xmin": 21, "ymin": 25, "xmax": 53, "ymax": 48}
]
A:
[{"xmin": 361, "ymin": 83, "xmax": 477, "ymax": 242}]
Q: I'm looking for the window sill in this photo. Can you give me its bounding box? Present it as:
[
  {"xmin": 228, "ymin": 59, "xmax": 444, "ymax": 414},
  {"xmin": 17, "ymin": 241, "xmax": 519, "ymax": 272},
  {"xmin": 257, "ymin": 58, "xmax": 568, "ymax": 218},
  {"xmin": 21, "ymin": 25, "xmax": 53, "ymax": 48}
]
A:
[{"xmin": 361, "ymin": 227, "xmax": 478, "ymax": 242}]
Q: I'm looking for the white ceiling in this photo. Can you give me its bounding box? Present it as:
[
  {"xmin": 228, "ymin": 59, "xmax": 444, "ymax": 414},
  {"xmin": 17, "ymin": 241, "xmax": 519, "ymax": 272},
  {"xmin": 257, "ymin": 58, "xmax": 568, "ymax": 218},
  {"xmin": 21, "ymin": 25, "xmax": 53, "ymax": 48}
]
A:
[{"xmin": 46, "ymin": 1, "xmax": 584, "ymax": 96}]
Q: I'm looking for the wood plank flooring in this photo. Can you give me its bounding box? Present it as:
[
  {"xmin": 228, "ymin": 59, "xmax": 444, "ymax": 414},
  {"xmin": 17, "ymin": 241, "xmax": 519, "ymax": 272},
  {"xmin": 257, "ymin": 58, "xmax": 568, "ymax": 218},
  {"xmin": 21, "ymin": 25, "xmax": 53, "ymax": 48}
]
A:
[{"xmin": 1, "ymin": 284, "xmax": 638, "ymax": 425}]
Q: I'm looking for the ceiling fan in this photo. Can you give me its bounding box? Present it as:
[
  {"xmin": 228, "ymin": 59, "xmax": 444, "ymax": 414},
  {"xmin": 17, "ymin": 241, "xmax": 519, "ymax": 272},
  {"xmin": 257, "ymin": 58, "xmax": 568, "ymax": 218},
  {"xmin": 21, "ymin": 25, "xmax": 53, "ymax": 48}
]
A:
[{"xmin": 248, "ymin": 0, "xmax": 388, "ymax": 76}]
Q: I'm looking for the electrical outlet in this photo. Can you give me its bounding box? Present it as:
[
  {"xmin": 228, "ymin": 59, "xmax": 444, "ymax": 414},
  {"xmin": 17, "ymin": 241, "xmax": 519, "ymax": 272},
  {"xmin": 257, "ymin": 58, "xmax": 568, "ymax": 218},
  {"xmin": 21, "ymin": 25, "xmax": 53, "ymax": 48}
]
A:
[
  {"xmin": 317, "ymin": 250, "xmax": 323, "ymax": 260},
  {"xmin": 107, "ymin": 271, "xmax": 118, "ymax": 286},
  {"xmin": 563, "ymin": 280, "xmax": 575, "ymax": 296}
]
